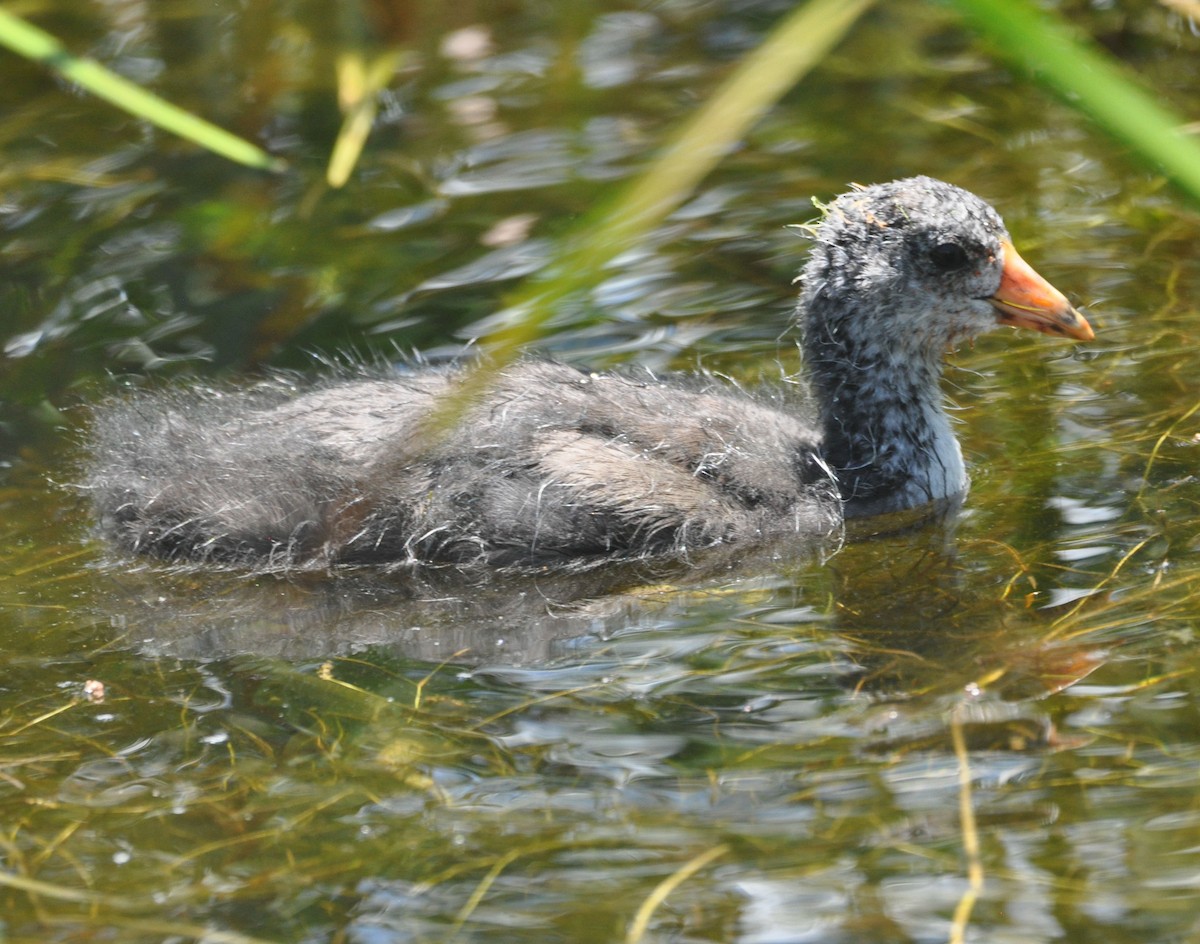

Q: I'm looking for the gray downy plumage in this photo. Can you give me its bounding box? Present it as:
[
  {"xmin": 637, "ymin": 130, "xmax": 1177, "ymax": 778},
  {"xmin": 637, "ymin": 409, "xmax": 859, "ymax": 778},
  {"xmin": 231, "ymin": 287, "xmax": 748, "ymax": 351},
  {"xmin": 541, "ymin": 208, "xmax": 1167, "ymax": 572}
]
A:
[{"xmin": 81, "ymin": 176, "xmax": 1092, "ymax": 572}]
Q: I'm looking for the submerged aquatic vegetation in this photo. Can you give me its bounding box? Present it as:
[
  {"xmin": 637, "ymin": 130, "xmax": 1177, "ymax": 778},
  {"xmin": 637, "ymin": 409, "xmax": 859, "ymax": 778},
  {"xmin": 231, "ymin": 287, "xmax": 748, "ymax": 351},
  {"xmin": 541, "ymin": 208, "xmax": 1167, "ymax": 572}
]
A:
[{"xmin": 1, "ymin": 0, "xmax": 1200, "ymax": 941}]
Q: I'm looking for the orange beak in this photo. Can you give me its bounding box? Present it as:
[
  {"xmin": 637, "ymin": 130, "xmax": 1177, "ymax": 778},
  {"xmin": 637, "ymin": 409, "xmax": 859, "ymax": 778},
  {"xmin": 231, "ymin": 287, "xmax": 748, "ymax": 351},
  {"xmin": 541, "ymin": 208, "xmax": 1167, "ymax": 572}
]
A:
[{"xmin": 990, "ymin": 240, "xmax": 1093, "ymax": 341}]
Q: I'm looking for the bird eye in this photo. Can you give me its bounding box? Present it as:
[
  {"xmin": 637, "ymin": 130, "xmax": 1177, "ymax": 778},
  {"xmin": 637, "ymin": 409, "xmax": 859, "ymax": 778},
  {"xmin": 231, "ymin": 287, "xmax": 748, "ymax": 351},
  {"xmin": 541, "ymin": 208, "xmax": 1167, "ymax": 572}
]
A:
[{"xmin": 928, "ymin": 242, "xmax": 969, "ymax": 271}]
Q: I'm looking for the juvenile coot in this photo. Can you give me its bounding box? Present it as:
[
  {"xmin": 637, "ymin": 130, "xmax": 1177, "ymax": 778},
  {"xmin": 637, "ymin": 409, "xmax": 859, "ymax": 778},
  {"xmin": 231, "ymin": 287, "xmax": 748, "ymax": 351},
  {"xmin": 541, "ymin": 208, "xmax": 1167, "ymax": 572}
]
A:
[{"xmin": 84, "ymin": 177, "xmax": 1093, "ymax": 570}]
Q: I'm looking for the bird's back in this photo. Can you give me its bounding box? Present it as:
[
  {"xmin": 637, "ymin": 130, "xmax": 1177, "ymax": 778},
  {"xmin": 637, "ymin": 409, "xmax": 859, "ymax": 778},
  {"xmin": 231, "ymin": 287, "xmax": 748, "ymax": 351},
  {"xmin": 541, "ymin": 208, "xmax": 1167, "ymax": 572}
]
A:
[{"xmin": 85, "ymin": 362, "xmax": 841, "ymax": 570}]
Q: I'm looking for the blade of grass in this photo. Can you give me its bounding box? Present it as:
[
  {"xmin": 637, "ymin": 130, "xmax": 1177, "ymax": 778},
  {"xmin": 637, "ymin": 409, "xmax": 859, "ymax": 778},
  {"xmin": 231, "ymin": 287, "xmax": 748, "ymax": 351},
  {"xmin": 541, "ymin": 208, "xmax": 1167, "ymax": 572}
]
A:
[
  {"xmin": 492, "ymin": 0, "xmax": 875, "ymax": 355},
  {"xmin": 409, "ymin": 0, "xmax": 876, "ymax": 444},
  {"xmin": 946, "ymin": 0, "xmax": 1200, "ymax": 204},
  {"xmin": 328, "ymin": 49, "xmax": 408, "ymax": 187},
  {"xmin": 0, "ymin": 8, "xmax": 284, "ymax": 172},
  {"xmin": 948, "ymin": 705, "xmax": 983, "ymax": 944},
  {"xmin": 625, "ymin": 844, "xmax": 730, "ymax": 944}
]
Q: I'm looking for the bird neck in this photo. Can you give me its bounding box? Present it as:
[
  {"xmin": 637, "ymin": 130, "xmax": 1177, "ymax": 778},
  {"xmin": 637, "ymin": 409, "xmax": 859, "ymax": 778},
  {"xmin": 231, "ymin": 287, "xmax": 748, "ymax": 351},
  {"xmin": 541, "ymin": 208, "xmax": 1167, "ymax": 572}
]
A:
[{"xmin": 801, "ymin": 317, "xmax": 967, "ymax": 516}]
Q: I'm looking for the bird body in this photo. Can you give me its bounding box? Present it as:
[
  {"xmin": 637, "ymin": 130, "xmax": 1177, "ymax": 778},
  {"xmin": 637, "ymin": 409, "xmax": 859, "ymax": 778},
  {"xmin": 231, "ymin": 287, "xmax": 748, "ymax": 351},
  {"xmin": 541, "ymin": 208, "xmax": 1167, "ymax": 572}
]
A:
[
  {"xmin": 86, "ymin": 362, "xmax": 840, "ymax": 568},
  {"xmin": 84, "ymin": 177, "xmax": 1093, "ymax": 571}
]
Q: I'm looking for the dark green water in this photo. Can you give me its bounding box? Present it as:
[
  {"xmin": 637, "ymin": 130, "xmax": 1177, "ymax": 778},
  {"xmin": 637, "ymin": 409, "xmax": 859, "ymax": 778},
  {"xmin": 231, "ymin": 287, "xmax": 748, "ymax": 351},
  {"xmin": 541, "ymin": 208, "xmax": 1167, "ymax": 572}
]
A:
[{"xmin": 3, "ymin": 2, "xmax": 1200, "ymax": 942}]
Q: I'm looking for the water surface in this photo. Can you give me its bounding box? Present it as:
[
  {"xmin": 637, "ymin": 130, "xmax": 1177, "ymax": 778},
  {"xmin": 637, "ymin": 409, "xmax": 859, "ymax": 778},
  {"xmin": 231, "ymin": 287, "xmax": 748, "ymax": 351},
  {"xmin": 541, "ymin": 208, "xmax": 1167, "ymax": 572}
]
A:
[{"xmin": 2, "ymin": 2, "xmax": 1200, "ymax": 942}]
